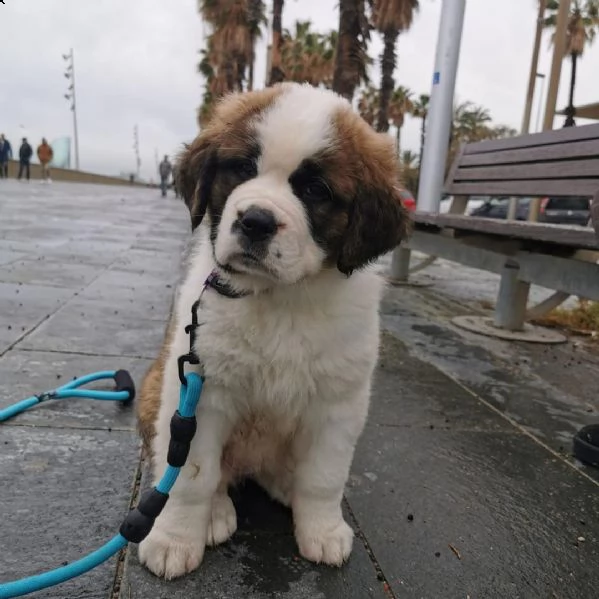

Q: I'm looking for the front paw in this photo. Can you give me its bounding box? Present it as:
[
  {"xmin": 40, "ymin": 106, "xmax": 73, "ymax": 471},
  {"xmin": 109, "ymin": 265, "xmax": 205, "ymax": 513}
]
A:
[
  {"xmin": 207, "ymin": 493, "xmax": 237, "ymax": 546},
  {"xmin": 138, "ymin": 526, "xmax": 205, "ymax": 580},
  {"xmin": 295, "ymin": 518, "xmax": 354, "ymax": 566}
]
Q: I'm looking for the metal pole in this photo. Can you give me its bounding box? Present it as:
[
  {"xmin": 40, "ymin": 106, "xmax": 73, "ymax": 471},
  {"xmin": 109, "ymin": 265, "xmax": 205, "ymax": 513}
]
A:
[
  {"xmin": 542, "ymin": 0, "xmax": 570, "ymax": 132},
  {"xmin": 70, "ymin": 49, "xmax": 80, "ymax": 170},
  {"xmin": 521, "ymin": 0, "xmax": 547, "ymax": 134},
  {"xmin": 416, "ymin": 0, "xmax": 467, "ymax": 213},
  {"xmin": 535, "ymin": 73, "xmax": 546, "ymax": 132},
  {"xmin": 528, "ymin": 0, "xmax": 570, "ymax": 222},
  {"xmin": 389, "ymin": 247, "xmax": 412, "ymax": 282}
]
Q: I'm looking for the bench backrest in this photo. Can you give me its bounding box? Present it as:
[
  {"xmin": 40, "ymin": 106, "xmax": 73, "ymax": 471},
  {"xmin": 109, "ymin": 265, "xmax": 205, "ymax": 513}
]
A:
[
  {"xmin": 592, "ymin": 192, "xmax": 599, "ymax": 241},
  {"xmin": 445, "ymin": 123, "xmax": 599, "ymax": 199}
]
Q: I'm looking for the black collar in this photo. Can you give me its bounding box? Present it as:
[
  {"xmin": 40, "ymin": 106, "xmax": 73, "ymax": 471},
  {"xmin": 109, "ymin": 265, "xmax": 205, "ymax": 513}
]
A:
[{"xmin": 204, "ymin": 270, "xmax": 251, "ymax": 299}]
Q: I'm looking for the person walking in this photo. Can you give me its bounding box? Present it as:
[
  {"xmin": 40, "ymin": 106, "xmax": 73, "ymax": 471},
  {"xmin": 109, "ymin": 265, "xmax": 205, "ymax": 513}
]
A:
[
  {"xmin": 37, "ymin": 138, "xmax": 53, "ymax": 183},
  {"xmin": 158, "ymin": 155, "xmax": 172, "ymax": 198},
  {"xmin": 17, "ymin": 138, "xmax": 33, "ymax": 181},
  {"xmin": 0, "ymin": 134, "xmax": 12, "ymax": 178}
]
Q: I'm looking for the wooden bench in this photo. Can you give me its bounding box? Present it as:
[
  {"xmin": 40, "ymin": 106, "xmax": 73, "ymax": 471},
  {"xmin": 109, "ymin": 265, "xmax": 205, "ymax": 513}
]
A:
[
  {"xmin": 592, "ymin": 192, "xmax": 599, "ymax": 242},
  {"xmin": 401, "ymin": 123, "xmax": 599, "ymax": 340}
]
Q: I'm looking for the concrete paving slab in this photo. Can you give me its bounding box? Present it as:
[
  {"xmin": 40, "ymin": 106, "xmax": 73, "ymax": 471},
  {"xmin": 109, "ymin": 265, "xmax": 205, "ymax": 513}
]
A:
[
  {"xmin": 0, "ymin": 349, "xmax": 151, "ymax": 430},
  {"xmin": 380, "ymin": 288, "xmax": 599, "ymax": 460},
  {"xmin": 0, "ymin": 258, "xmax": 101, "ymax": 289},
  {"xmin": 0, "ymin": 250, "xmax": 29, "ymax": 266},
  {"xmin": 111, "ymin": 249, "xmax": 184, "ymax": 277},
  {"xmin": 373, "ymin": 331, "xmax": 511, "ymax": 432},
  {"xmin": 119, "ymin": 470, "xmax": 386, "ymax": 599},
  {"xmin": 0, "ymin": 426, "xmax": 140, "ymax": 599},
  {"xmin": 0, "ymin": 282, "xmax": 73, "ymax": 354},
  {"xmin": 18, "ymin": 304, "xmax": 166, "ymax": 358},
  {"xmin": 79, "ymin": 268, "xmax": 179, "ymax": 307},
  {"xmin": 349, "ymin": 422, "xmax": 599, "ymax": 599},
  {"xmin": 2, "ymin": 181, "xmax": 599, "ymax": 599}
]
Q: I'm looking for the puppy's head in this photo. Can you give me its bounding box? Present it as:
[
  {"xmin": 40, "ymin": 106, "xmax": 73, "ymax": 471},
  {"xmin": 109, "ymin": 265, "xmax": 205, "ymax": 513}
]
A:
[{"xmin": 177, "ymin": 82, "xmax": 410, "ymax": 285}]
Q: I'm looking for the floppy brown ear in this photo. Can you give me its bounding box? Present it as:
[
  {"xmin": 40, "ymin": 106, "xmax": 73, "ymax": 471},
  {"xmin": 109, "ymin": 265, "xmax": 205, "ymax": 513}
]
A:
[
  {"xmin": 174, "ymin": 137, "xmax": 216, "ymax": 230},
  {"xmin": 337, "ymin": 186, "xmax": 411, "ymax": 275}
]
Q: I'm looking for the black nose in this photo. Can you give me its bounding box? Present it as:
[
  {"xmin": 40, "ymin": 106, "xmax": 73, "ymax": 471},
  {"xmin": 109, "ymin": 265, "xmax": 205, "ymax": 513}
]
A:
[{"xmin": 238, "ymin": 207, "xmax": 277, "ymax": 242}]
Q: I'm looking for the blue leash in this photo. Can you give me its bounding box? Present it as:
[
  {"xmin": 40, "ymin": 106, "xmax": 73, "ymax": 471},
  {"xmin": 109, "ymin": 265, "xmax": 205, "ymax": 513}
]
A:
[
  {"xmin": 0, "ymin": 370, "xmax": 204, "ymax": 598},
  {"xmin": 0, "ymin": 370, "xmax": 135, "ymax": 422}
]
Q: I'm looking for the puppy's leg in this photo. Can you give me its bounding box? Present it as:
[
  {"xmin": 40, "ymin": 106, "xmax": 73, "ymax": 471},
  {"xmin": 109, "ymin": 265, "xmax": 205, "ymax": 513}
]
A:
[
  {"xmin": 292, "ymin": 395, "xmax": 368, "ymax": 567},
  {"xmin": 138, "ymin": 391, "xmax": 234, "ymax": 580},
  {"xmin": 207, "ymin": 480, "xmax": 237, "ymax": 546}
]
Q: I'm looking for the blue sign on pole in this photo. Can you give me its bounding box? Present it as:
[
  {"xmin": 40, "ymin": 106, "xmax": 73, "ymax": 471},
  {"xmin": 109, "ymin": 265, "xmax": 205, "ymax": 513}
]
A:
[{"xmin": 433, "ymin": 71, "xmax": 440, "ymax": 85}]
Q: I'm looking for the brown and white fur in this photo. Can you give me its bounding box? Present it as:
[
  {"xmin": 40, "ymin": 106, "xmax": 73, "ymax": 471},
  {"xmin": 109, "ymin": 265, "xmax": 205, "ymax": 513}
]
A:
[{"xmin": 136, "ymin": 82, "xmax": 410, "ymax": 579}]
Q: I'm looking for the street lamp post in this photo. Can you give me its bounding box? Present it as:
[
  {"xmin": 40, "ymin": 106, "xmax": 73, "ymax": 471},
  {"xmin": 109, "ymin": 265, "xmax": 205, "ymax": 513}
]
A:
[
  {"xmin": 535, "ymin": 73, "xmax": 546, "ymax": 133},
  {"xmin": 133, "ymin": 125, "xmax": 141, "ymax": 180},
  {"xmin": 63, "ymin": 48, "xmax": 80, "ymax": 170}
]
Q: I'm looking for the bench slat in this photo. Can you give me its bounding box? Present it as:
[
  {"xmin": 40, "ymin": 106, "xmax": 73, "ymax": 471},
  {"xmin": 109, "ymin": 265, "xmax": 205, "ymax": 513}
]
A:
[
  {"xmin": 447, "ymin": 179, "xmax": 599, "ymax": 197},
  {"xmin": 460, "ymin": 139, "xmax": 599, "ymax": 167},
  {"xmin": 413, "ymin": 213, "xmax": 599, "ymax": 249},
  {"xmin": 463, "ymin": 123, "xmax": 599, "ymax": 154},
  {"xmin": 454, "ymin": 159, "xmax": 599, "ymax": 183},
  {"xmin": 592, "ymin": 191, "xmax": 599, "ymax": 241}
]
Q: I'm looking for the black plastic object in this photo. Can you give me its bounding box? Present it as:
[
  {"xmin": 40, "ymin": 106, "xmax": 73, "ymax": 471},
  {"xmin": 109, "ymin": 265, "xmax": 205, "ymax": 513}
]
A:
[
  {"xmin": 573, "ymin": 424, "xmax": 599, "ymax": 467},
  {"xmin": 114, "ymin": 369, "xmax": 135, "ymax": 404},
  {"xmin": 167, "ymin": 411, "xmax": 197, "ymax": 467},
  {"xmin": 137, "ymin": 488, "xmax": 169, "ymax": 518},
  {"xmin": 119, "ymin": 508, "xmax": 154, "ymax": 544}
]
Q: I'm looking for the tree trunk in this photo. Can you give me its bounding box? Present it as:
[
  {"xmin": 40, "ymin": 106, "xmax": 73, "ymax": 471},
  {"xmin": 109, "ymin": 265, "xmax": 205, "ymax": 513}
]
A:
[
  {"xmin": 224, "ymin": 58, "xmax": 236, "ymax": 93},
  {"xmin": 396, "ymin": 126, "xmax": 401, "ymax": 156},
  {"xmin": 248, "ymin": 48, "xmax": 255, "ymax": 91},
  {"xmin": 269, "ymin": 0, "xmax": 285, "ymax": 86},
  {"xmin": 418, "ymin": 115, "xmax": 426, "ymax": 167},
  {"xmin": 376, "ymin": 30, "xmax": 398, "ymax": 133},
  {"xmin": 564, "ymin": 51, "xmax": 577, "ymax": 127},
  {"xmin": 332, "ymin": 0, "xmax": 364, "ymax": 102}
]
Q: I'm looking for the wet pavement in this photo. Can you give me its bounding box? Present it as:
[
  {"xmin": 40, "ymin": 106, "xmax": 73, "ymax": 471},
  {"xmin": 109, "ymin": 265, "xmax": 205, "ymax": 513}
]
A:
[{"xmin": 1, "ymin": 180, "xmax": 598, "ymax": 599}]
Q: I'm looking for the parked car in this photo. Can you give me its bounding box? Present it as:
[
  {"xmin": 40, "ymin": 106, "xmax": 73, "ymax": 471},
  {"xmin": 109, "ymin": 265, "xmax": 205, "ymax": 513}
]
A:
[
  {"xmin": 398, "ymin": 188, "xmax": 416, "ymax": 211},
  {"xmin": 470, "ymin": 196, "xmax": 532, "ymax": 220},
  {"xmin": 538, "ymin": 196, "xmax": 591, "ymax": 227}
]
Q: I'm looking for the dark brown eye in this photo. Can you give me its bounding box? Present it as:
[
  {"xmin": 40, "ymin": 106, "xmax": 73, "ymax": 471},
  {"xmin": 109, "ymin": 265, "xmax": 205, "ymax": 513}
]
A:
[
  {"xmin": 302, "ymin": 179, "xmax": 331, "ymax": 202},
  {"xmin": 237, "ymin": 160, "xmax": 257, "ymax": 180}
]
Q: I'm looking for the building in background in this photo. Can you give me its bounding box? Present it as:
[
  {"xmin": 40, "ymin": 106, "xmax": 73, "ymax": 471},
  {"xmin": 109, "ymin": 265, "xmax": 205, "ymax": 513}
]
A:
[{"xmin": 49, "ymin": 137, "xmax": 71, "ymax": 169}]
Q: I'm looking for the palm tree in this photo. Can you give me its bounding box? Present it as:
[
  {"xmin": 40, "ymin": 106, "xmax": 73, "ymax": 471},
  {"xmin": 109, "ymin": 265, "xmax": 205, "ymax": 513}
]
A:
[
  {"xmin": 372, "ymin": 0, "xmax": 419, "ymax": 133},
  {"xmin": 445, "ymin": 101, "xmax": 514, "ymax": 177},
  {"xmin": 411, "ymin": 93, "xmax": 429, "ymax": 167},
  {"xmin": 279, "ymin": 21, "xmax": 338, "ymax": 87},
  {"xmin": 332, "ymin": 0, "xmax": 372, "ymax": 101},
  {"xmin": 544, "ymin": 0, "xmax": 599, "ymax": 126},
  {"xmin": 400, "ymin": 149, "xmax": 418, "ymax": 168},
  {"xmin": 388, "ymin": 85, "xmax": 413, "ymax": 154},
  {"xmin": 198, "ymin": 0, "xmax": 267, "ymax": 125},
  {"xmin": 247, "ymin": 0, "xmax": 267, "ymax": 91},
  {"xmin": 269, "ymin": 0, "xmax": 285, "ymax": 85},
  {"xmin": 357, "ymin": 85, "xmax": 379, "ymax": 127},
  {"xmin": 199, "ymin": 0, "xmax": 249, "ymax": 93},
  {"xmin": 400, "ymin": 149, "xmax": 419, "ymax": 194},
  {"xmin": 452, "ymin": 101, "xmax": 492, "ymax": 143}
]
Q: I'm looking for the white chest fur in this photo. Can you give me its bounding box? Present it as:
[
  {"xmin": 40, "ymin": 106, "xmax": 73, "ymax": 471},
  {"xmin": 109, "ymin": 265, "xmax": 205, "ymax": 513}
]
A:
[{"xmin": 174, "ymin": 237, "xmax": 384, "ymax": 420}]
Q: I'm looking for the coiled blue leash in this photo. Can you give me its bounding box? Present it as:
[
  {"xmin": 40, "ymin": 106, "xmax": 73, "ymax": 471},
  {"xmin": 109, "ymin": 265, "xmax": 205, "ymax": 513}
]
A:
[
  {"xmin": 0, "ymin": 371, "xmax": 203, "ymax": 598},
  {"xmin": 0, "ymin": 370, "xmax": 135, "ymax": 422}
]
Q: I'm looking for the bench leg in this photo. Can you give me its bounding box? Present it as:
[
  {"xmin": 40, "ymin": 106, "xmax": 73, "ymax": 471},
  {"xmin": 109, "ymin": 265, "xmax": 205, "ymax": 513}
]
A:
[
  {"xmin": 389, "ymin": 247, "xmax": 412, "ymax": 282},
  {"xmin": 494, "ymin": 261, "xmax": 530, "ymax": 331}
]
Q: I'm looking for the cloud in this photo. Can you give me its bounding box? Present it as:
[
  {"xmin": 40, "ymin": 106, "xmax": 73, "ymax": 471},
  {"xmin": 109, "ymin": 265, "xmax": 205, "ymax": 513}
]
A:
[{"xmin": 0, "ymin": 0, "xmax": 597, "ymax": 179}]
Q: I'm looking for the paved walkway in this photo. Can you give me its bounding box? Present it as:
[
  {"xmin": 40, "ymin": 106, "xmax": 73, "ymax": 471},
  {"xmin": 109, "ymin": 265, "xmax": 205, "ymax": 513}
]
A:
[{"xmin": 1, "ymin": 180, "xmax": 598, "ymax": 598}]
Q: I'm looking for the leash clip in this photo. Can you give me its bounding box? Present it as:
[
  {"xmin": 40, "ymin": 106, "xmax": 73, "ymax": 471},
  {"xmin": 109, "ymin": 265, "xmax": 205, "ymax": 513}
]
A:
[{"xmin": 178, "ymin": 299, "xmax": 202, "ymax": 386}]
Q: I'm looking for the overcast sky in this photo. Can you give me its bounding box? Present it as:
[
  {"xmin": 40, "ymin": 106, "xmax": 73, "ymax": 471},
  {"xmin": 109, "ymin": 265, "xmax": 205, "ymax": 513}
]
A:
[{"xmin": 0, "ymin": 0, "xmax": 597, "ymax": 180}]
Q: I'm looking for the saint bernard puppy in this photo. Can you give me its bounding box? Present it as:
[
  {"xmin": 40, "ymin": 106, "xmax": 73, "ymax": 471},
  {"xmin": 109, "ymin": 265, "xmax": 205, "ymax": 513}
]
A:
[{"xmin": 136, "ymin": 82, "xmax": 410, "ymax": 579}]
